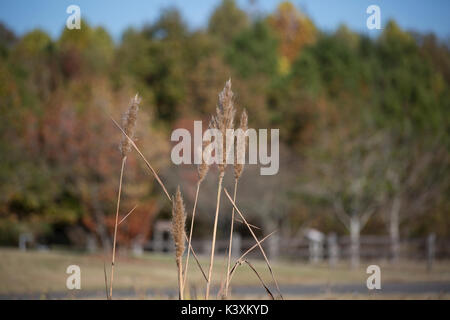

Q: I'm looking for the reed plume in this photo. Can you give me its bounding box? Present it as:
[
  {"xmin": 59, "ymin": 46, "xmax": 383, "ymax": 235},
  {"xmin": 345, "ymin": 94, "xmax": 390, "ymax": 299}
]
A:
[
  {"xmin": 212, "ymin": 79, "xmax": 236, "ymax": 175},
  {"xmin": 172, "ymin": 186, "xmax": 186, "ymax": 300},
  {"xmin": 119, "ymin": 94, "xmax": 140, "ymax": 157},
  {"xmin": 109, "ymin": 94, "xmax": 140, "ymax": 299},
  {"xmin": 234, "ymin": 109, "xmax": 248, "ymax": 180},
  {"xmin": 198, "ymin": 124, "xmax": 213, "ymax": 182},
  {"xmin": 224, "ymin": 109, "xmax": 248, "ymax": 298},
  {"xmin": 206, "ymin": 79, "xmax": 235, "ymax": 300}
]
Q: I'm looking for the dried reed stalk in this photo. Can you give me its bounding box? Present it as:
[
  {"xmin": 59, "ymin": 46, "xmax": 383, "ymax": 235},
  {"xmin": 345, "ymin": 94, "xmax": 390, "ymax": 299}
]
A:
[
  {"xmin": 183, "ymin": 140, "xmax": 211, "ymax": 293},
  {"xmin": 206, "ymin": 80, "xmax": 235, "ymax": 300},
  {"xmin": 228, "ymin": 230, "xmax": 276, "ymax": 282},
  {"xmin": 225, "ymin": 109, "xmax": 248, "ymax": 298},
  {"xmin": 243, "ymin": 260, "xmax": 275, "ymax": 300},
  {"xmin": 184, "ymin": 233, "xmax": 208, "ymax": 282},
  {"xmin": 110, "ymin": 116, "xmax": 171, "ymax": 201},
  {"xmin": 110, "ymin": 95, "xmax": 140, "ymax": 299},
  {"xmin": 235, "ymin": 218, "xmax": 261, "ymax": 230},
  {"xmin": 223, "ymin": 188, "xmax": 283, "ymax": 299},
  {"xmin": 103, "ymin": 261, "xmax": 110, "ymax": 300},
  {"xmin": 172, "ymin": 186, "xmax": 186, "ymax": 300},
  {"xmin": 118, "ymin": 204, "xmax": 138, "ymax": 225},
  {"xmin": 206, "ymin": 175, "xmax": 223, "ymax": 300}
]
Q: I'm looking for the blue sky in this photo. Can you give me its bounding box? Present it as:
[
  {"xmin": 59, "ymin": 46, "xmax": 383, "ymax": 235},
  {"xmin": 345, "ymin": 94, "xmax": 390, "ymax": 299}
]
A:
[{"xmin": 0, "ymin": 0, "xmax": 449, "ymax": 40}]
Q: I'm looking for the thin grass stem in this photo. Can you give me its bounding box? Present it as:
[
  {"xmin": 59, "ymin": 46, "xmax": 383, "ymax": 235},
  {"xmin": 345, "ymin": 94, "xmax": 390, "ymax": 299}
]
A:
[
  {"xmin": 183, "ymin": 181, "xmax": 201, "ymax": 292},
  {"xmin": 224, "ymin": 179, "xmax": 238, "ymax": 297},
  {"xmin": 109, "ymin": 156, "xmax": 127, "ymax": 299},
  {"xmin": 205, "ymin": 174, "xmax": 224, "ymax": 300}
]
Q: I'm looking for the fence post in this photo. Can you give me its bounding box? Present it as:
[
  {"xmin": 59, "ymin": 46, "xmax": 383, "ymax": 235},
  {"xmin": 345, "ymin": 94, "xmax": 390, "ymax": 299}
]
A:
[
  {"xmin": 309, "ymin": 238, "xmax": 324, "ymax": 264},
  {"xmin": 132, "ymin": 235, "xmax": 144, "ymax": 256},
  {"xmin": 427, "ymin": 233, "xmax": 436, "ymax": 272},
  {"xmin": 86, "ymin": 234, "xmax": 97, "ymax": 253},
  {"xmin": 350, "ymin": 218, "xmax": 360, "ymax": 269},
  {"xmin": 19, "ymin": 233, "xmax": 32, "ymax": 251},
  {"xmin": 268, "ymin": 232, "xmax": 280, "ymax": 261},
  {"xmin": 203, "ymin": 240, "xmax": 212, "ymax": 257},
  {"xmin": 231, "ymin": 233, "xmax": 241, "ymax": 258},
  {"xmin": 327, "ymin": 233, "xmax": 339, "ymax": 267},
  {"xmin": 153, "ymin": 229, "xmax": 164, "ymax": 252}
]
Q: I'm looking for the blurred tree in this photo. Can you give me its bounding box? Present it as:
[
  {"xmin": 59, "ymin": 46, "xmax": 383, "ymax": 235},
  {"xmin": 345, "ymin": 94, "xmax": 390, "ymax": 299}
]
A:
[
  {"xmin": 303, "ymin": 126, "xmax": 389, "ymax": 268},
  {"xmin": 380, "ymin": 132, "xmax": 448, "ymax": 261},
  {"xmin": 139, "ymin": 9, "xmax": 190, "ymax": 122},
  {"xmin": 59, "ymin": 20, "xmax": 114, "ymax": 78},
  {"xmin": 11, "ymin": 29, "xmax": 58, "ymax": 103},
  {"xmin": 0, "ymin": 23, "xmax": 16, "ymax": 57},
  {"xmin": 226, "ymin": 19, "xmax": 278, "ymax": 78},
  {"xmin": 208, "ymin": 0, "xmax": 249, "ymax": 45},
  {"xmin": 0, "ymin": 6, "xmax": 449, "ymax": 250},
  {"xmin": 268, "ymin": 1, "xmax": 317, "ymax": 74}
]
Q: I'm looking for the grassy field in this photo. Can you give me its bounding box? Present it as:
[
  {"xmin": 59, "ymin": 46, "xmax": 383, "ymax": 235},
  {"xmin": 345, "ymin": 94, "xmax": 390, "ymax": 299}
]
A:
[{"xmin": 1, "ymin": 248, "xmax": 449, "ymax": 299}]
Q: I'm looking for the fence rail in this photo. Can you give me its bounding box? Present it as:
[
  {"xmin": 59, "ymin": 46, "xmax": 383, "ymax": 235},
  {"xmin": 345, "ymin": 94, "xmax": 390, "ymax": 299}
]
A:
[{"xmin": 143, "ymin": 233, "xmax": 450, "ymax": 267}]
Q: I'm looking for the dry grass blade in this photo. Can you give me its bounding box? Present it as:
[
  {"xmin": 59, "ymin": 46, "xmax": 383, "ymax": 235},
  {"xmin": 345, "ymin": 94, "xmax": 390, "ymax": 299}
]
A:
[
  {"xmin": 118, "ymin": 204, "xmax": 138, "ymax": 225},
  {"xmin": 184, "ymin": 233, "xmax": 208, "ymax": 282},
  {"xmin": 216, "ymin": 249, "xmax": 231, "ymax": 299},
  {"xmin": 103, "ymin": 261, "xmax": 110, "ymax": 300},
  {"xmin": 243, "ymin": 260, "xmax": 275, "ymax": 300},
  {"xmin": 110, "ymin": 115, "xmax": 171, "ymax": 201},
  {"xmin": 110, "ymin": 156, "xmax": 127, "ymax": 299},
  {"xmin": 172, "ymin": 187, "xmax": 186, "ymax": 300},
  {"xmin": 225, "ymin": 179, "xmax": 238, "ymax": 297},
  {"xmin": 228, "ymin": 230, "xmax": 276, "ymax": 282},
  {"xmin": 223, "ymin": 188, "xmax": 283, "ymax": 300},
  {"xmin": 235, "ymin": 218, "xmax": 261, "ymax": 230},
  {"xmin": 205, "ymin": 175, "xmax": 223, "ymax": 299}
]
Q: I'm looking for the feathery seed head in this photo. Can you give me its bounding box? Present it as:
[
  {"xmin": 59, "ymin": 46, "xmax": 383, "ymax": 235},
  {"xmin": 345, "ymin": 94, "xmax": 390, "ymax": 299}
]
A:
[
  {"xmin": 214, "ymin": 79, "xmax": 236, "ymax": 174},
  {"xmin": 198, "ymin": 141, "xmax": 211, "ymax": 183},
  {"xmin": 198, "ymin": 119, "xmax": 215, "ymax": 182},
  {"xmin": 234, "ymin": 109, "xmax": 248, "ymax": 180},
  {"xmin": 171, "ymin": 186, "xmax": 186, "ymax": 259},
  {"xmin": 119, "ymin": 94, "xmax": 141, "ymax": 157}
]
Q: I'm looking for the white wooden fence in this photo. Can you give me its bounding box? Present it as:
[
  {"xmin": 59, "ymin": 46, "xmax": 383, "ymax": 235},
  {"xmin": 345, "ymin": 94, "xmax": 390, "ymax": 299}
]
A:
[{"xmin": 144, "ymin": 233, "xmax": 450, "ymax": 268}]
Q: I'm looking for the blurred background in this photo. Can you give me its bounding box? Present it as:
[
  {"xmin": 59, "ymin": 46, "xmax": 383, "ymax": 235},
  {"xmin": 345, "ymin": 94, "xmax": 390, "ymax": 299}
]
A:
[{"xmin": 0, "ymin": 0, "xmax": 448, "ymax": 299}]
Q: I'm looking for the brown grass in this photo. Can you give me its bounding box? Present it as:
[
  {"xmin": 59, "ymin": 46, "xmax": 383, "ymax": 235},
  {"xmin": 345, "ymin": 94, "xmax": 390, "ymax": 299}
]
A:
[
  {"xmin": 225, "ymin": 109, "xmax": 248, "ymax": 298},
  {"xmin": 107, "ymin": 83, "xmax": 282, "ymax": 300},
  {"xmin": 206, "ymin": 79, "xmax": 236, "ymax": 300},
  {"xmin": 110, "ymin": 94, "xmax": 140, "ymax": 299},
  {"xmin": 171, "ymin": 186, "xmax": 186, "ymax": 300}
]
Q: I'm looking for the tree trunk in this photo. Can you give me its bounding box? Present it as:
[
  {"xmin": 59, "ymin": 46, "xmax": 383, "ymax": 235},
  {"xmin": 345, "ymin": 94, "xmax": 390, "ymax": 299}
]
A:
[
  {"xmin": 265, "ymin": 220, "xmax": 279, "ymax": 261},
  {"xmin": 350, "ymin": 217, "xmax": 360, "ymax": 269},
  {"xmin": 327, "ymin": 233, "xmax": 339, "ymax": 267},
  {"xmin": 390, "ymin": 196, "xmax": 401, "ymax": 262}
]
